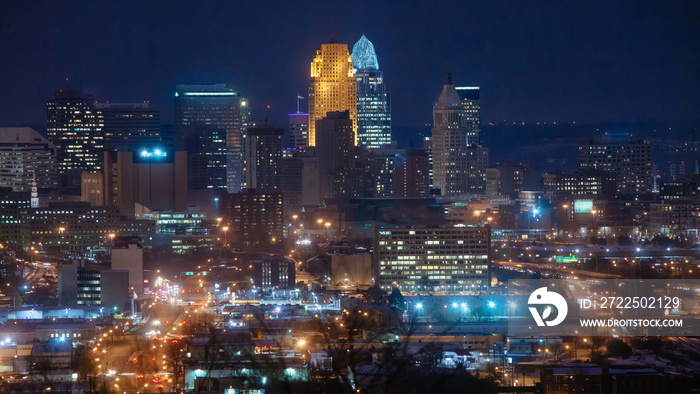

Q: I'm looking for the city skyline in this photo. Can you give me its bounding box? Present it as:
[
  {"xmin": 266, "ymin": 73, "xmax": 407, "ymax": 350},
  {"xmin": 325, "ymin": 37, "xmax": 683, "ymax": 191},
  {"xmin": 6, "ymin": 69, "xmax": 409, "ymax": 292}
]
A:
[{"xmin": 1, "ymin": 1, "xmax": 699, "ymax": 134}]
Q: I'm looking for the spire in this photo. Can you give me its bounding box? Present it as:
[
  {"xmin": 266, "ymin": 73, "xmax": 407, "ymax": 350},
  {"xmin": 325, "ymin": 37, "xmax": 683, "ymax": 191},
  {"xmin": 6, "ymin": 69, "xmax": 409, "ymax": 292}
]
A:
[
  {"xmin": 351, "ymin": 35, "xmax": 379, "ymax": 70},
  {"xmin": 31, "ymin": 168, "xmax": 39, "ymax": 208},
  {"xmin": 436, "ymin": 74, "xmax": 461, "ymax": 108}
]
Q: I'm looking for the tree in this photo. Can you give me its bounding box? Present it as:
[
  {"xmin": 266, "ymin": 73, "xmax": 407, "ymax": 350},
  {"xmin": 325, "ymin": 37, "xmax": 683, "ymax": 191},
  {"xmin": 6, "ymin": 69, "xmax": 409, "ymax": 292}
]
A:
[
  {"xmin": 364, "ymin": 285, "xmax": 387, "ymax": 305},
  {"xmin": 388, "ymin": 288, "xmax": 405, "ymax": 309},
  {"xmin": 606, "ymin": 338, "xmax": 632, "ymax": 358}
]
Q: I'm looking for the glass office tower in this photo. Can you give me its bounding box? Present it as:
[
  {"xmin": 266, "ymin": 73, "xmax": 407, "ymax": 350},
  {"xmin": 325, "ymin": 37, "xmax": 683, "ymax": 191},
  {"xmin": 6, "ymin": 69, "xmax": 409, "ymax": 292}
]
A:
[{"xmin": 352, "ymin": 35, "xmax": 391, "ymax": 149}]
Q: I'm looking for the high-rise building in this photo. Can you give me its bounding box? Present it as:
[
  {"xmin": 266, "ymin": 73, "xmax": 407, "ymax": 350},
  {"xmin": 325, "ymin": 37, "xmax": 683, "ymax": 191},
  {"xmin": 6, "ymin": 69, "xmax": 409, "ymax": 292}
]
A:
[
  {"xmin": 96, "ymin": 103, "xmax": 161, "ymax": 152},
  {"xmin": 111, "ymin": 235, "xmax": 144, "ymax": 294},
  {"xmin": 315, "ymin": 111, "xmax": 362, "ymax": 199},
  {"xmin": 174, "ymin": 84, "xmax": 249, "ymax": 191},
  {"xmin": 431, "ymin": 75, "xmax": 488, "ymax": 196},
  {"xmin": 0, "ymin": 127, "xmax": 58, "ymax": 192},
  {"xmin": 222, "ymin": 189, "xmax": 284, "ymax": 246},
  {"xmin": 541, "ymin": 170, "xmax": 617, "ymax": 200},
  {"xmin": 281, "ymin": 152, "xmax": 320, "ymax": 220},
  {"xmin": 370, "ymin": 149, "xmax": 400, "ymax": 197},
  {"xmin": 47, "ymin": 90, "xmax": 104, "ymax": 194},
  {"xmin": 375, "ymin": 225, "xmax": 490, "ymax": 293},
  {"xmin": 98, "ymin": 149, "xmax": 188, "ymax": 217},
  {"xmin": 395, "ymin": 149, "xmax": 430, "ymax": 197},
  {"xmin": 352, "ymin": 35, "xmax": 391, "ymax": 149},
  {"xmin": 308, "ymin": 40, "xmax": 356, "ymax": 146},
  {"xmin": 30, "ymin": 202, "xmax": 120, "ymax": 255},
  {"xmin": 0, "ymin": 189, "xmax": 30, "ymax": 249},
  {"xmin": 455, "ymin": 86, "xmax": 481, "ymax": 145},
  {"xmin": 243, "ymin": 122, "xmax": 283, "ymax": 193},
  {"xmin": 578, "ymin": 136, "xmax": 652, "ymax": 195},
  {"xmin": 288, "ymin": 113, "xmax": 309, "ymax": 148}
]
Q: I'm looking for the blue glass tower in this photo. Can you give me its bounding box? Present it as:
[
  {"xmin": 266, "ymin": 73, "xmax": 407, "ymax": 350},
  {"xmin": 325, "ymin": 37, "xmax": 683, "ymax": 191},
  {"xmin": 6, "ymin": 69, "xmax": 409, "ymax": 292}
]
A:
[{"xmin": 351, "ymin": 35, "xmax": 391, "ymax": 149}]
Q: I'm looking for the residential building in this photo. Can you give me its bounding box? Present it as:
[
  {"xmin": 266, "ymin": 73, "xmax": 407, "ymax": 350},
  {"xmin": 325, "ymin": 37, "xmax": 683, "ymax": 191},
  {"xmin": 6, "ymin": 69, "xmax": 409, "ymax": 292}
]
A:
[{"xmin": 222, "ymin": 189, "xmax": 284, "ymax": 246}]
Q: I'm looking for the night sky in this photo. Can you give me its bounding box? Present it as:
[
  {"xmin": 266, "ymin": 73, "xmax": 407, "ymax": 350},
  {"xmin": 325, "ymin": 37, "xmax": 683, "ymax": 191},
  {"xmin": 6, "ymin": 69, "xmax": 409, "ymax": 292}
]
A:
[{"xmin": 1, "ymin": 1, "xmax": 699, "ymax": 132}]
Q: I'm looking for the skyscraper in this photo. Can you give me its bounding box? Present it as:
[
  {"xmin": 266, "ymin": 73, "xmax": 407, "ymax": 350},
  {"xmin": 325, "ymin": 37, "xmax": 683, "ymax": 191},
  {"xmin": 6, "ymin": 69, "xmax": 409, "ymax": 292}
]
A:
[
  {"xmin": 0, "ymin": 127, "xmax": 58, "ymax": 192},
  {"xmin": 174, "ymin": 84, "xmax": 249, "ymax": 191},
  {"xmin": 47, "ymin": 90, "xmax": 104, "ymax": 194},
  {"xmin": 243, "ymin": 122, "xmax": 283, "ymax": 193},
  {"xmin": 315, "ymin": 111, "xmax": 362, "ymax": 199},
  {"xmin": 431, "ymin": 74, "xmax": 488, "ymax": 196},
  {"xmin": 455, "ymin": 86, "xmax": 480, "ymax": 145},
  {"xmin": 578, "ymin": 136, "xmax": 652, "ymax": 194},
  {"xmin": 96, "ymin": 103, "xmax": 162, "ymax": 152},
  {"xmin": 288, "ymin": 113, "xmax": 309, "ymax": 148},
  {"xmin": 395, "ymin": 148, "xmax": 430, "ymax": 197},
  {"xmin": 352, "ymin": 35, "xmax": 391, "ymax": 149},
  {"xmin": 308, "ymin": 40, "xmax": 356, "ymax": 146}
]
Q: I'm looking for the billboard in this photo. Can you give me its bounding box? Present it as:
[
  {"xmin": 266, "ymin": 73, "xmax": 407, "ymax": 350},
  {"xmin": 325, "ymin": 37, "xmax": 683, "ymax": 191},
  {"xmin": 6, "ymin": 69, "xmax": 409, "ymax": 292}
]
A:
[{"xmin": 574, "ymin": 200, "xmax": 593, "ymax": 214}]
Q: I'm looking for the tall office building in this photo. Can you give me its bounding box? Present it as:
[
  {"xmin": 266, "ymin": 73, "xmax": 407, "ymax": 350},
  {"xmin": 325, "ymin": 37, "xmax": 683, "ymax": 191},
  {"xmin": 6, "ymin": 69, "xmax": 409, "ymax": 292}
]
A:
[
  {"xmin": 47, "ymin": 90, "xmax": 104, "ymax": 194},
  {"xmin": 315, "ymin": 111, "xmax": 362, "ymax": 199},
  {"xmin": 98, "ymin": 149, "xmax": 188, "ymax": 217},
  {"xmin": 431, "ymin": 74, "xmax": 488, "ymax": 196},
  {"xmin": 222, "ymin": 189, "xmax": 284, "ymax": 246},
  {"xmin": 288, "ymin": 113, "xmax": 309, "ymax": 148},
  {"xmin": 455, "ymin": 86, "xmax": 481, "ymax": 145},
  {"xmin": 352, "ymin": 35, "xmax": 391, "ymax": 149},
  {"xmin": 243, "ymin": 122, "xmax": 283, "ymax": 193},
  {"xmin": 96, "ymin": 103, "xmax": 161, "ymax": 152},
  {"xmin": 395, "ymin": 148, "xmax": 430, "ymax": 197},
  {"xmin": 174, "ymin": 84, "xmax": 249, "ymax": 191},
  {"xmin": 308, "ymin": 40, "xmax": 356, "ymax": 146},
  {"xmin": 578, "ymin": 136, "xmax": 652, "ymax": 194},
  {"xmin": 0, "ymin": 128, "xmax": 58, "ymax": 192},
  {"xmin": 375, "ymin": 225, "xmax": 490, "ymax": 293}
]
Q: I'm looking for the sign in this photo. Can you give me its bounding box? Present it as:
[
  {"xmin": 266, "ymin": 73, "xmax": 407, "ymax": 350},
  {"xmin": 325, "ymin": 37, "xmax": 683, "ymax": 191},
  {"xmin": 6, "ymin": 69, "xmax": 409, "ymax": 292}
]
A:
[
  {"xmin": 555, "ymin": 255, "xmax": 578, "ymax": 263},
  {"xmin": 574, "ymin": 200, "xmax": 593, "ymax": 214}
]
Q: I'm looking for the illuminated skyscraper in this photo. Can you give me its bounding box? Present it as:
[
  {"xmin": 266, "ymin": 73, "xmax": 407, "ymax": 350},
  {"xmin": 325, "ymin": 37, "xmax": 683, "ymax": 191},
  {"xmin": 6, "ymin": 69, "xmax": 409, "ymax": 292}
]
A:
[
  {"xmin": 288, "ymin": 113, "xmax": 309, "ymax": 148},
  {"xmin": 352, "ymin": 35, "xmax": 391, "ymax": 149},
  {"xmin": 308, "ymin": 40, "xmax": 356, "ymax": 146},
  {"xmin": 431, "ymin": 74, "xmax": 488, "ymax": 196},
  {"xmin": 96, "ymin": 103, "xmax": 162, "ymax": 151},
  {"xmin": 174, "ymin": 84, "xmax": 249, "ymax": 191},
  {"xmin": 455, "ymin": 86, "xmax": 480, "ymax": 145},
  {"xmin": 243, "ymin": 122, "xmax": 283, "ymax": 193},
  {"xmin": 47, "ymin": 90, "xmax": 104, "ymax": 194}
]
